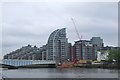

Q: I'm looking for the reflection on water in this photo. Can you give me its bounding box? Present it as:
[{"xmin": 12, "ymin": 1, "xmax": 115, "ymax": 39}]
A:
[
  {"xmin": 0, "ymin": 68, "xmax": 2, "ymax": 79},
  {"xmin": 2, "ymin": 68, "xmax": 119, "ymax": 78}
]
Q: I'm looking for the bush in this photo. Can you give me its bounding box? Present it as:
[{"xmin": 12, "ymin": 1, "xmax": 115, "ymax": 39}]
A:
[{"xmin": 108, "ymin": 49, "xmax": 120, "ymax": 64}]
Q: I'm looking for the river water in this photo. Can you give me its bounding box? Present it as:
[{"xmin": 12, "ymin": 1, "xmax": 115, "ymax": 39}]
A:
[{"xmin": 1, "ymin": 68, "xmax": 119, "ymax": 78}]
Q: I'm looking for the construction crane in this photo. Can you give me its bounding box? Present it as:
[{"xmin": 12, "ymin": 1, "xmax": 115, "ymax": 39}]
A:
[
  {"xmin": 71, "ymin": 18, "xmax": 82, "ymax": 64},
  {"xmin": 71, "ymin": 18, "xmax": 82, "ymax": 40}
]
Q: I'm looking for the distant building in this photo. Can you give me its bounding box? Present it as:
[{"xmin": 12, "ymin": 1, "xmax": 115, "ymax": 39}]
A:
[
  {"xmin": 73, "ymin": 40, "xmax": 97, "ymax": 60},
  {"xmin": 90, "ymin": 37, "xmax": 104, "ymax": 50},
  {"xmin": 67, "ymin": 43, "xmax": 72, "ymax": 61},
  {"xmin": 97, "ymin": 51, "xmax": 109, "ymax": 61},
  {"xmin": 101, "ymin": 46, "xmax": 120, "ymax": 51},
  {"xmin": 3, "ymin": 44, "xmax": 46, "ymax": 60},
  {"xmin": 4, "ymin": 29, "xmax": 108, "ymax": 62},
  {"xmin": 41, "ymin": 45, "xmax": 47, "ymax": 60},
  {"xmin": 97, "ymin": 46, "xmax": 120, "ymax": 61},
  {"xmin": 72, "ymin": 45, "xmax": 76, "ymax": 61},
  {"xmin": 47, "ymin": 28, "xmax": 68, "ymax": 63}
]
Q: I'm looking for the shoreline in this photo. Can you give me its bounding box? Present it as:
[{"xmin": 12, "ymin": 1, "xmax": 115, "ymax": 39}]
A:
[
  {"xmin": 1, "ymin": 64, "xmax": 120, "ymax": 69},
  {"xmin": 73, "ymin": 64, "xmax": 120, "ymax": 69}
]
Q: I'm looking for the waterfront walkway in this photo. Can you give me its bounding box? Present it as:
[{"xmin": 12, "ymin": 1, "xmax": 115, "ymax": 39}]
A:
[{"xmin": 1, "ymin": 59, "xmax": 56, "ymax": 66}]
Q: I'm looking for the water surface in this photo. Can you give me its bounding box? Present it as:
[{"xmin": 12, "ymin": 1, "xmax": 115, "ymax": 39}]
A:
[{"xmin": 2, "ymin": 68, "xmax": 119, "ymax": 78}]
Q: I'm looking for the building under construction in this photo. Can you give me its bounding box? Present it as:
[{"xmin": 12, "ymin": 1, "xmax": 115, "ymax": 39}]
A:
[{"xmin": 73, "ymin": 38, "xmax": 103, "ymax": 61}]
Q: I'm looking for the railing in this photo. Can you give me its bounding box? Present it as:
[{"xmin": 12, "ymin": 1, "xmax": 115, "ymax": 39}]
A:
[{"xmin": 2, "ymin": 59, "xmax": 56, "ymax": 66}]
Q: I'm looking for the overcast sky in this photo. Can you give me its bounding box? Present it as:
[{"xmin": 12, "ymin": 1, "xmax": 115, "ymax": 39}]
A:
[{"xmin": 2, "ymin": 2, "xmax": 118, "ymax": 55}]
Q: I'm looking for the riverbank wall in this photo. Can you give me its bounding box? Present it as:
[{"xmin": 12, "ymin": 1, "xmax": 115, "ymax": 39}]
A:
[
  {"xmin": 1, "ymin": 64, "xmax": 56, "ymax": 69},
  {"xmin": 73, "ymin": 64, "xmax": 120, "ymax": 69},
  {"xmin": 18, "ymin": 64, "xmax": 56, "ymax": 68},
  {"xmin": 1, "ymin": 64, "xmax": 120, "ymax": 69}
]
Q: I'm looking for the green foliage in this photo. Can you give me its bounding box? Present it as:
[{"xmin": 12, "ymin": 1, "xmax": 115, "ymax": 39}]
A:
[{"xmin": 108, "ymin": 49, "xmax": 120, "ymax": 63}]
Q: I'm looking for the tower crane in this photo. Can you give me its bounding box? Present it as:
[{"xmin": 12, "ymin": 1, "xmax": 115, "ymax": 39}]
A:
[
  {"xmin": 71, "ymin": 18, "xmax": 82, "ymax": 40},
  {"xmin": 71, "ymin": 18, "xmax": 83, "ymax": 64}
]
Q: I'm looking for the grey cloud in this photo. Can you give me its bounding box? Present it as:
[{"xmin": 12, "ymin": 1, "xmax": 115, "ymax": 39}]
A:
[
  {"xmin": 2, "ymin": 2, "xmax": 118, "ymax": 55},
  {"xmin": 62, "ymin": 2, "xmax": 117, "ymax": 21}
]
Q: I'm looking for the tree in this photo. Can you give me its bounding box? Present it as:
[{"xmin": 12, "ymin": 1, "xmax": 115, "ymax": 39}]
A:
[{"xmin": 108, "ymin": 49, "xmax": 120, "ymax": 64}]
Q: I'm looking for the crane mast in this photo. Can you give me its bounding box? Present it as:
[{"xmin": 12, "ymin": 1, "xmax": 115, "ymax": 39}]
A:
[
  {"xmin": 71, "ymin": 18, "xmax": 83, "ymax": 63},
  {"xmin": 71, "ymin": 18, "xmax": 82, "ymax": 40}
]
